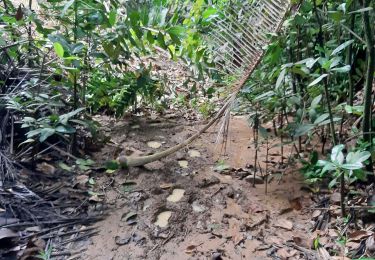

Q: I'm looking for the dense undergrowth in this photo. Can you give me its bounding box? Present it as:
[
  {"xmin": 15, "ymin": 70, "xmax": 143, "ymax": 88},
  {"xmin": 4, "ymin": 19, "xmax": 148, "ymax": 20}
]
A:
[{"xmin": 0, "ymin": 0, "xmax": 374, "ymax": 231}]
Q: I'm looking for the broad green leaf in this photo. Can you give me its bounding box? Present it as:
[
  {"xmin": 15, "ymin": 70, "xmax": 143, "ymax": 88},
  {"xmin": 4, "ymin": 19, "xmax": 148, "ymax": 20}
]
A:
[
  {"xmin": 308, "ymin": 74, "xmax": 328, "ymax": 87},
  {"xmin": 331, "ymin": 65, "xmax": 351, "ymax": 73},
  {"xmin": 275, "ymin": 69, "xmax": 286, "ymax": 89},
  {"xmin": 294, "ymin": 124, "xmax": 314, "ymax": 137},
  {"xmin": 331, "ymin": 40, "xmax": 354, "ymax": 56},
  {"xmin": 55, "ymin": 125, "xmax": 76, "ymax": 134},
  {"xmin": 346, "ymin": 151, "xmax": 371, "ymax": 164},
  {"xmin": 311, "ymin": 95, "xmax": 322, "ymax": 108},
  {"xmin": 53, "ymin": 42, "xmax": 64, "ymax": 58},
  {"xmin": 167, "ymin": 26, "xmax": 186, "ymax": 37},
  {"xmin": 348, "ymin": 7, "xmax": 373, "ymax": 14},
  {"xmin": 331, "ymin": 144, "xmax": 345, "ymax": 165},
  {"xmin": 108, "ymin": 10, "xmax": 117, "ymax": 26},
  {"xmin": 341, "ymin": 163, "xmax": 363, "ymax": 170},
  {"xmin": 313, "ymin": 113, "xmax": 329, "ymax": 125},
  {"xmin": 39, "ymin": 128, "xmax": 55, "ymax": 142},
  {"xmin": 61, "ymin": 0, "xmax": 75, "ymax": 17}
]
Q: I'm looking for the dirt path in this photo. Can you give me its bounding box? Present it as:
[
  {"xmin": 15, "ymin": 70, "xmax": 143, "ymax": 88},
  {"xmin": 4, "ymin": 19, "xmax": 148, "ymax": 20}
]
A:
[{"xmin": 83, "ymin": 115, "xmax": 314, "ymax": 260}]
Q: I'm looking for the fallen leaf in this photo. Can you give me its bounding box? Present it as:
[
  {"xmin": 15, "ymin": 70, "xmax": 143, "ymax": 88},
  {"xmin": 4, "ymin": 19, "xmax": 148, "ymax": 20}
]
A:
[
  {"xmin": 277, "ymin": 248, "xmax": 295, "ymax": 259},
  {"xmin": 366, "ymin": 235, "xmax": 375, "ymax": 256},
  {"xmin": 36, "ymin": 162, "xmax": 56, "ymax": 175},
  {"xmin": 160, "ymin": 183, "xmax": 173, "ymax": 189},
  {"xmin": 330, "ymin": 192, "xmax": 341, "ymax": 204},
  {"xmin": 312, "ymin": 210, "xmax": 322, "ymax": 219},
  {"xmin": 76, "ymin": 175, "xmax": 89, "ymax": 186},
  {"xmin": 346, "ymin": 241, "xmax": 361, "ymax": 250},
  {"xmin": 0, "ymin": 228, "xmax": 18, "ymax": 240},
  {"xmin": 147, "ymin": 141, "xmax": 162, "ymax": 149},
  {"xmin": 178, "ymin": 160, "xmax": 189, "ymax": 168},
  {"xmin": 115, "ymin": 235, "xmax": 131, "ymax": 245},
  {"xmin": 317, "ymin": 247, "xmax": 330, "ymax": 260},
  {"xmin": 121, "ymin": 212, "xmax": 137, "ymax": 225},
  {"xmin": 289, "ymin": 197, "xmax": 302, "ymax": 210},
  {"xmin": 155, "ymin": 211, "xmax": 172, "ymax": 228},
  {"xmin": 348, "ymin": 230, "xmax": 373, "ymax": 241},
  {"xmin": 292, "ymin": 236, "xmax": 310, "ymax": 248},
  {"xmin": 185, "ymin": 245, "xmax": 197, "ymax": 254},
  {"xmin": 274, "ymin": 219, "xmax": 293, "ymax": 230},
  {"xmin": 167, "ymin": 189, "xmax": 185, "ymax": 202}
]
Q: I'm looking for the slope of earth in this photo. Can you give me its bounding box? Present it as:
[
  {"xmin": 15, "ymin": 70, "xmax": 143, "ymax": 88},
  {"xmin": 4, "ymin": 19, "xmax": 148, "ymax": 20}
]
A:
[{"xmin": 82, "ymin": 115, "xmax": 316, "ymax": 260}]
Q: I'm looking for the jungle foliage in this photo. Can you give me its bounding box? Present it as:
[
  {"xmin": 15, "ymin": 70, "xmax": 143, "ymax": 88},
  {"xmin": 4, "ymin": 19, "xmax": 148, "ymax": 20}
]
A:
[{"xmin": 0, "ymin": 0, "xmax": 374, "ymax": 211}]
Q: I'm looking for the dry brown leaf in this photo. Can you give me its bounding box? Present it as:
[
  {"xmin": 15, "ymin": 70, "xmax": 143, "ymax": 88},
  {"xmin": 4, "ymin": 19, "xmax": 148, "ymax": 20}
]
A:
[
  {"xmin": 159, "ymin": 183, "xmax": 174, "ymax": 189},
  {"xmin": 0, "ymin": 228, "xmax": 18, "ymax": 240},
  {"xmin": 346, "ymin": 241, "xmax": 361, "ymax": 250},
  {"xmin": 330, "ymin": 192, "xmax": 341, "ymax": 204},
  {"xmin": 185, "ymin": 245, "xmax": 197, "ymax": 254},
  {"xmin": 317, "ymin": 247, "xmax": 330, "ymax": 260},
  {"xmin": 292, "ymin": 236, "xmax": 310, "ymax": 248},
  {"xmin": 312, "ymin": 210, "xmax": 322, "ymax": 219},
  {"xmin": 36, "ymin": 162, "xmax": 56, "ymax": 175},
  {"xmin": 348, "ymin": 230, "xmax": 373, "ymax": 241},
  {"xmin": 331, "ymin": 256, "xmax": 351, "ymax": 260},
  {"xmin": 274, "ymin": 219, "xmax": 293, "ymax": 230},
  {"xmin": 76, "ymin": 175, "xmax": 89, "ymax": 186},
  {"xmin": 267, "ymin": 236, "xmax": 283, "ymax": 246},
  {"xmin": 277, "ymin": 248, "xmax": 293, "ymax": 260},
  {"xmin": 289, "ymin": 198, "xmax": 302, "ymax": 211},
  {"xmin": 366, "ymin": 235, "xmax": 375, "ymax": 256}
]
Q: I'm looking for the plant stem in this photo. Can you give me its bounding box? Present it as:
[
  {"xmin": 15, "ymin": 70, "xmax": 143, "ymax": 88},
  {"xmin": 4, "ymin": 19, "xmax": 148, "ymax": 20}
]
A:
[
  {"xmin": 253, "ymin": 108, "xmax": 259, "ymax": 187},
  {"xmin": 340, "ymin": 170, "xmax": 345, "ymax": 216},
  {"xmin": 361, "ymin": 0, "xmax": 374, "ymax": 172},
  {"xmin": 313, "ymin": 0, "xmax": 337, "ymax": 145}
]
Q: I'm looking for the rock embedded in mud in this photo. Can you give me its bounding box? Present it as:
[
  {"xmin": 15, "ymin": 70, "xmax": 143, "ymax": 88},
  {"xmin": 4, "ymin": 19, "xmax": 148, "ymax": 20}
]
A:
[
  {"xmin": 244, "ymin": 175, "xmax": 264, "ymax": 185},
  {"xmin": 147, "ymin": 141, "xmax": 162, "ymax": 149},
  {"xmin": 178, "ymin": 160, "xmax": 189, "ymax": 168},
  {"xmin": 188, "ymin": 150, "xmax": 201, "ymax": 158}
]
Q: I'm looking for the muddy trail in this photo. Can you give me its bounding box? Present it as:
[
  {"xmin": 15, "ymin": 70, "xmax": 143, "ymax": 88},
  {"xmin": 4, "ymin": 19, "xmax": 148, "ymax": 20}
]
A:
[{"xmin": 82, "ymin": 114, "xmax": 314, "ymax": 260}]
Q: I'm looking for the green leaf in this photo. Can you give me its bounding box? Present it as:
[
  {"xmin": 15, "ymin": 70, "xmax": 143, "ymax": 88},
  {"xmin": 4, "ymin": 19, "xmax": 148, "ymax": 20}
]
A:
[
  {"xmin": 331, "ymin": 144, "xmax": 345, "ymax": 165},
  {"xmin": 331, "ymin": 40, "xmax": 354, "ymax": 56},
  {"xmin": 308, "ymin": 74, "xmax": 328, "ymax": 87},
  {"xmin": 313, "ymin": 113, "xmax": 329, "ymax": 125},
  {"xmin": 348, "ymin": 7, "xmax": 373, "ymax": 14},
  {"xmin": 294, "ymin": 124, "xmax": 314, "ymax": 137},
  {"xmin": 341, "ymin": 163, "xmax": 363, "ymax": 170},
  {"xmin": 108, "ymin": 10, "xmax": 117, "ymax": 27},
  {"xmin": 39, "ymin": 128, "xmax": 55, "ymax": 142},
  {"xmin": 55, "ymin": 125, "xmax": 76, "ymax": 134},
  {"xmin": 275, "ymin": 69, "xmax": 286, "ymax": 89},
  {"xmin": 167, "ymin": 26, "xmax": 186, "ymax": 37},
  {"xmin": 331, "ymin": 65, "xmax": 351, "ymax": 73},
  {"xmin": 311, "ymin": 95, "xmax": 322, "ymax": 108},
  {"xmin": 61, "ymin": 0, "xmax": 75, "ymax": 17},
  {"xmin": 53, "ymin": 42, "xmax": 64, "ymax": 58}
]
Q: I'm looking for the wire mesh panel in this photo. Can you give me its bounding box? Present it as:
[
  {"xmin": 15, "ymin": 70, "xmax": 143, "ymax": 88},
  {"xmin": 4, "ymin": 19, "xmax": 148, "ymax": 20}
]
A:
[{"xmin": 208, "ymin": 0, "xmax": 290, "ymax": 76}]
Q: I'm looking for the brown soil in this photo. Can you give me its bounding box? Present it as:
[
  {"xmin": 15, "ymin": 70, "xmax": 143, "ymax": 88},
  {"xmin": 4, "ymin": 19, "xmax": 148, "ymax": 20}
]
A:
[{"xmin": 80, "ymin": 114, "xmax": 315, "ymax": 260}]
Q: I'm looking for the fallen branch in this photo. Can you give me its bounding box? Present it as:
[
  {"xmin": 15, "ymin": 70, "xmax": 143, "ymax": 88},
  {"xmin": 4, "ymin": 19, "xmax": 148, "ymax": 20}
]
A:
[{"xmin": 117, "ymin": 67, "xmax": 257, "ymax": 167}]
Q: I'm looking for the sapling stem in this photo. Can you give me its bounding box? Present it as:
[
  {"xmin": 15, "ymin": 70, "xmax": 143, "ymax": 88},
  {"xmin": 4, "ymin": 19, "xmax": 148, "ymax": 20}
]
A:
[{"xmin": 339, "ymin": 169, "xmax": 345, "ymax": 216}]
